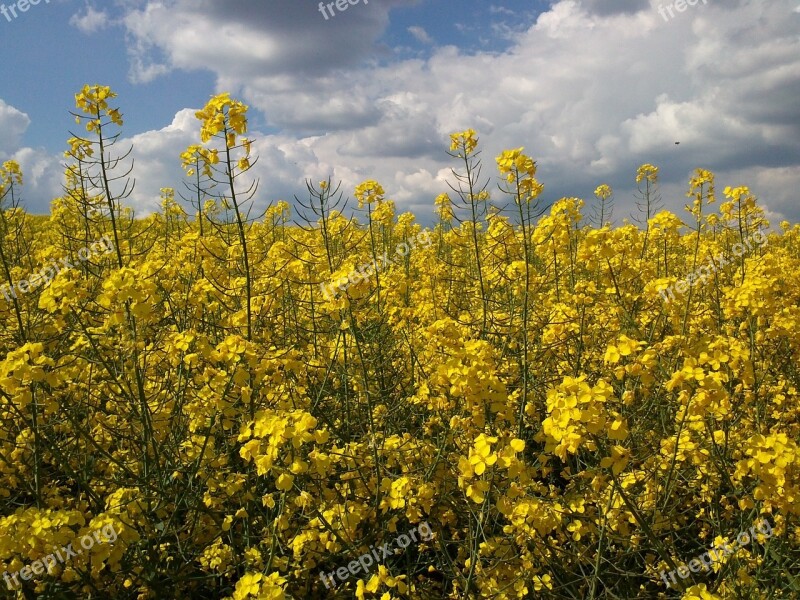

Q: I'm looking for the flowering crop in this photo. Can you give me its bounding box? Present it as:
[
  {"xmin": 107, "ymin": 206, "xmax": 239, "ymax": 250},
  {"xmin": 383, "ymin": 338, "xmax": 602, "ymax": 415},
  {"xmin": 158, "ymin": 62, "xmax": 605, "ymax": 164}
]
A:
[{"xmin": 0, "ymin": 87, "xmax": 798, "ymax": 599}]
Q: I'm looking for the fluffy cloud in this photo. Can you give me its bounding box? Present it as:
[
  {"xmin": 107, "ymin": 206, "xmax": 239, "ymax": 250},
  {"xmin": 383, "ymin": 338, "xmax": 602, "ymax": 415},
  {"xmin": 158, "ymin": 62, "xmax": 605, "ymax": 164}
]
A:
[
  {"xmin": 69, "ymin": 6, "xmax": 110, "ymax": 34},
  {"xmin": 0, "ymin": 101, "xmax": 30, "ymax": 156},
  {"xmin": 29, "ymin": 0, "xmax": 796, "ymax": 224},
  {"xmin": 122, "ymin": 0, "xmax": 419, "ymax": 83}
]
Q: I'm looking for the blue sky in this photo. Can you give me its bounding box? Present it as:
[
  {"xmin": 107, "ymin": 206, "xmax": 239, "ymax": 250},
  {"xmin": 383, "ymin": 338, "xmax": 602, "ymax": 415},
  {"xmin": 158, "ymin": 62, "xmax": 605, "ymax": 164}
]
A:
[{"xmin": 1, "ymin": 0, "xmax": 799, "ymax": 225}]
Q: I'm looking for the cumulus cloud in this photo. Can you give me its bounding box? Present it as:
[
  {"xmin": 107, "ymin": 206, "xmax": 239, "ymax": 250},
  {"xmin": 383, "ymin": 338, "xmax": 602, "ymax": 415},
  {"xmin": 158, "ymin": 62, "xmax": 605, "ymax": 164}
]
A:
[
  {"xmin": 0, "ymin": 100, "xmax": 31, "ymax": 156},
  {"xmin": 0, "ymin": 147, "xmax": 63, "ymax": 214},
  {"xmin": 111, "ymin": 0, "xmax": 800, "ymax": 224},
  {"xmin": 69, "ymin": 6, "xmax": 111, "ymax": 34},
  {"xmin": 116, "ymin": 108, "xmax": 324, "ymax": 217},
  {"xmin": 122, "ymin": 0, "xmax": 419, "ymax": 83}
]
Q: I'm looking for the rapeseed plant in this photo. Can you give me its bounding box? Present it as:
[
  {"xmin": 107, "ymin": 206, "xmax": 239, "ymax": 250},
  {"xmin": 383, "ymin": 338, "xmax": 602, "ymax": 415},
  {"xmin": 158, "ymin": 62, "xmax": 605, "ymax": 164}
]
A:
[{"xmin": 0, "ymin": 86, "xmax": 798, "ymax": 599}]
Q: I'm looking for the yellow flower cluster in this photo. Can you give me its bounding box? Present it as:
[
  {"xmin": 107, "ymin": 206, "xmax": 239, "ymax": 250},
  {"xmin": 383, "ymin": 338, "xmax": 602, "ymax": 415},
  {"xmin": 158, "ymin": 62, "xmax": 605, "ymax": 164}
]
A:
[
  {"xmin": 449, "ymin": 128, "xmax": 478, "ymax": 156},
  {"xmin": 74, "ymin": 84, "xmax": 123, "ymax": 132},
  {"xmin": 496, "ymin": 148, "xmax": 544, "ymax": 204},
  {"xmin": 540, "ymin": 376, "xmax": 627, "ymax": 460},
  {"xmin": 196, "ymin": 92, "xmax": 248, "ymax": 144}
]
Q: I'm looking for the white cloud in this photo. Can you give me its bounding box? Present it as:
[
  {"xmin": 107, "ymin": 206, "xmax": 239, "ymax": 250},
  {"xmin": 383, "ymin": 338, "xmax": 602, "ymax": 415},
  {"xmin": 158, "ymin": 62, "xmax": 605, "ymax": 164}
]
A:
[
  {"xmin": 115, "ymin": 109, "xmax": 318, "ymax": 217},
  {"xmin": 1, "ymin": 147, "xmax": 63, "ymax": 213},
  {"xmin": 408, "ymin": 25, "xmax": 433, "ymax": 44},
  {"xmin": 69, "ymin": 6, "xmax": 110, "ymax": 34},
  {"xmin": 122, "ymin": 0, "xmax": 419, "ymax": 82},
  {"xmin": 111, "ymin": 0, "xmax": 800, "ymax": 223},
  {"xmin": 0, "ymin": 100, "xmax": 30, "ymax": 156}
]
